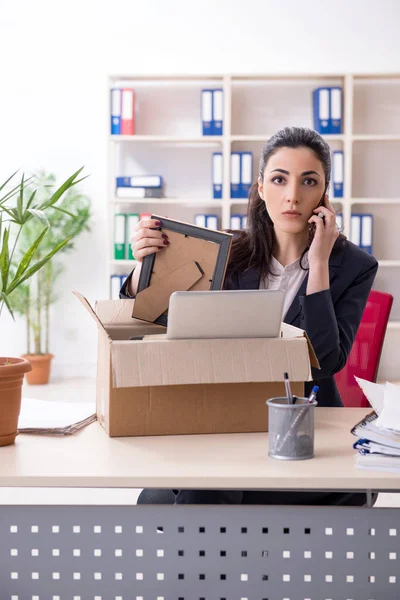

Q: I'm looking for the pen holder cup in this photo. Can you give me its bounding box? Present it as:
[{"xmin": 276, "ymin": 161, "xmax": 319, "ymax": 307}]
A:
[{"xmin": 266, "ymin": 397, "xmax": 318, "ymax": 460}]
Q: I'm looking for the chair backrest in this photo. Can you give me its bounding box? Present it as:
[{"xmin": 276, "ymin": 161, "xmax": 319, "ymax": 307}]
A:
[{"xmin": 335, "ymin": 290, "xmax": 393, "ymax": 407}]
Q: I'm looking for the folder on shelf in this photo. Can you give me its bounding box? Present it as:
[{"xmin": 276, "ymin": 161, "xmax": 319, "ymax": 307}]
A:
[
  {"xmin": 335, "ymin": 211, "xmax": 343, "ymax": 231},
  {"xmin": 212, "ymin": 89, "xmax": 224, "ymax": 136},
  {"xmin": 212, "ymin": 152, "xmax": 223, "ymax": 199},
  {"xmin": 242, "ymin": 215, "xmax": 247, "ymax": 229},
  {"xmin": 121, "ymin": 88, "xmax": 135, "ymax": 135},
  {"xmin": 332, "ymin": 150, "xmax": 344, "ymax": 198},
  {"xmin": 110, "ymin": 274, "xmax": 122, "ymax": 300},
  {"xmin": 110, "ymin": 88, "xmax": 121, "ymax": 135},
  {"xmin": 114, "ymin": 213, "xmax": 126, "ymax": 260},
  {"xmin": 116, "ymin": 175, "xmax": 163, "ymax": 188},
  {"xmin": 231, "ymin": 152, "xmax": 241, "ymax": 198},
  {"xmin": 350, "ymin": 214, "xmax": 361, "ymax": 247},
  {"xmin": 206, "ymin": 214, "xmax": 218, "ymax": 230},
  {"xmin": 240, "ymin": 152, "xmax": 253, "ymax": 198},
  {"xmin": 230, "ymin": 214, "xmax": 243, "ymax": 230},
  {"xmin": 194, "ymin": 214, "xmax": 207, "ymax": 228},
  {"xmin": 330, "ymin": 87, "xmax": 343, "ymax": 134},
  {"xmin": 361, "ymin": 214, "xmax": 373, "ymax": 255},
  {"xmin": 201, "ymin": 89, "xmax": 213, "ymax": 135},
  {"xmin": 127, "ymin": 213, "xmax": 140, "ymax": 260},
  {"xmin": 116, "ymin": 187, "xmax": 163, "ymax": 199},
  {"xmin": 313, "ymin": 87, "xmax": 330, "ymax": 134}
]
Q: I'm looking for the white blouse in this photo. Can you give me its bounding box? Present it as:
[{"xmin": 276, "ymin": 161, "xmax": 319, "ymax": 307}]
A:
[{"xmin": 259, "ymin": 252, "xmax": 309, "ymax": 319}]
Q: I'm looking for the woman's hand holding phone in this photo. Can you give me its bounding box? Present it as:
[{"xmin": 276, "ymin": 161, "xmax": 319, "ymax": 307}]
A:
[{"xmin": 307, "ymin": 194, "xmax": 339, "ymax": 267}]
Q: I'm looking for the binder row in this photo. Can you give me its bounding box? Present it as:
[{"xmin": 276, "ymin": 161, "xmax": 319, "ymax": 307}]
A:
[
  {"xmin": 201, "ymin": 89, "xmax": 223, "ymax": 136},
  {"xmin": 212, "ymin": 152, "xmax": 253, "ymax": 199},
  {"xmin": 110, "ymin": 274, "xmax": 129, "ymax": 300},
  {"xmin": 111, "ymin": 86, "xmax": 342, "ymax": 137},
  {"xmin": 194, "ymin": 214, "xmax": 219, "ymax": 229},
  {"xmin": 335, "ymin": 212, "xmax": 373, "ymax": 254},
  {"xmin": 114, "ymin": 213, "xmax": 141, "ymax": 260},
  {"xmin": 111, "ymin": 88, "xmax": 135, "ymax": 135},
  {"xmin": 230, "ymin": 214, "xmax": 247, "ymax": 230},
  {"xmin": 313, "ymin": 87, "xmax": 343, "ymax": 134},
  {"xmin": 116, "ymin": 175, "xmax": 164, "ymax": 199},
  {"xmin": 350, "ymin": 213, "xmax": 373, "ymax": 255}
]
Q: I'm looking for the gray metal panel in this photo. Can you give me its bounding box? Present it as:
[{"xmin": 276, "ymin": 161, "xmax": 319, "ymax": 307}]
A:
[{"xmin": 1, "ymin": 504, "xmax": 400, "ymax": 599}]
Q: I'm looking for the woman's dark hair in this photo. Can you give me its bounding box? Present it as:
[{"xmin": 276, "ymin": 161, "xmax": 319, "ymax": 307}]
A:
[{"xmin": 227, "ymin": 126, "xmax": 344, "ymax": 277}]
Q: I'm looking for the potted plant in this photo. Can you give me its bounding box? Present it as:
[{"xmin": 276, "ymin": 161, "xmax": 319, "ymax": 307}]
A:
[
  {"xmin": 8, "ymin": 171, "xmax": 92, "ymax": 384},
  {"xmin": 0, "ymin": 167, "xmax": 87, "ymax": 446}
]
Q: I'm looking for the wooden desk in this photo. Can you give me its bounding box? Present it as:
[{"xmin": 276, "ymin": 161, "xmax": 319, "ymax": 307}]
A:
[{"xmin": 1, "ymin": 407, "xmax": 399, "ymax": 599}]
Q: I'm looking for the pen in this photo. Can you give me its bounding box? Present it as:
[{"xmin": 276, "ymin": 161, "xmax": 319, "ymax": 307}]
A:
[
  {"xmin": 307, "ymin": 385, "xmax": 319, "ymax": 404},
  {"xmin": 284, "ymin": 372, "xmax": 293, "ymax": 405}
]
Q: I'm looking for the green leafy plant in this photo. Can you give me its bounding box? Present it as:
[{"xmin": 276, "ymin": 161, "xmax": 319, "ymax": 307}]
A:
[{"xmin": 5, "ymin": 171, "xmax": 92, "ymax": 355}]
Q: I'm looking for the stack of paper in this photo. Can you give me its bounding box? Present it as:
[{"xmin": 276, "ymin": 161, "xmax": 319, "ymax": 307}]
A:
[
  {"xmin": 18, "ymin": 398, "xmax": 96, "ymax": 436},
  {"xmin": 352, "ymin": 377, "xmax": 400, "ymax": 472}
]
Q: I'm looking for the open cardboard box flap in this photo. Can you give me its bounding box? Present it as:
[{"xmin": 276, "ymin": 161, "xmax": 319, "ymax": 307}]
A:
[{"xmin": 75, "ymin": 292, "xmax": 319, "ymax": 389}]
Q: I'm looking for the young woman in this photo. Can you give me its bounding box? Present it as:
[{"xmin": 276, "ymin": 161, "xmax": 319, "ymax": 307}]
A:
[{"xmin": 121, "ymin": 126, "xmax": 378, "ymax": 506}]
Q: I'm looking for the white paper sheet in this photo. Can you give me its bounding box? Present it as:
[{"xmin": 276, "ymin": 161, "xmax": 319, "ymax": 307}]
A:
[{"xmin": 18, "ymin": 397, "xmax": 96, "ymax": 430}]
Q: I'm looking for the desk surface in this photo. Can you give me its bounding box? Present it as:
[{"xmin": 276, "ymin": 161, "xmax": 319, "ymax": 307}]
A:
[{"xmin": 0, "ymin": 408, "xmax": 399, "ymax": 491}]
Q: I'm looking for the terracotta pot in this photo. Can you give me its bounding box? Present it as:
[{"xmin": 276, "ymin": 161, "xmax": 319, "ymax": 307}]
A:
[
  {"xmin": 22, "ymin": 354, "xmax": 53, "ymax": 385},
  {"xmin": 0, "ymin": 357, "xmax": 32, "ymax": 446}
]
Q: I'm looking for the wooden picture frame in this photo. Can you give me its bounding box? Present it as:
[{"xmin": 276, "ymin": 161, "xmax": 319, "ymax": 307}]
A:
[{"xmin": 133, "ymin": 215, "xmax": 233, "ymax": 326}]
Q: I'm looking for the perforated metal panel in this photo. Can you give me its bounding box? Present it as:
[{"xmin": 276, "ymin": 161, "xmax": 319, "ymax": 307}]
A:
[{"xmin": 1, "ymin": 504, "xmax": 400, "ymax": 600}]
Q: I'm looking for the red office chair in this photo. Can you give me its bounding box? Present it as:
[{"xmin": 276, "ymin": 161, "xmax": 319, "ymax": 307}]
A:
[{"xmin": 335, "ymin": 290, "xmax": 393, "ymax": 407}]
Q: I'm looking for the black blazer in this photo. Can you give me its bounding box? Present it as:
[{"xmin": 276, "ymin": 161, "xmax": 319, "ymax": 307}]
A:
[{"xmin": 223, "ymin": 240, "xmax": 378, "ymax": 407}]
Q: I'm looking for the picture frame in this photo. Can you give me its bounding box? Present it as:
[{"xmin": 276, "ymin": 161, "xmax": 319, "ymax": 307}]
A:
[{"xmin": 134, "ymin": 215, "xmax": 233, "ymax": 326}]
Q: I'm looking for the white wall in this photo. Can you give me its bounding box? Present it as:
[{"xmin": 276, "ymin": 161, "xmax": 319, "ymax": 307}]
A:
[{"xmin": 1, "ymin": 0, "xmax": 399, "ymax": 378}]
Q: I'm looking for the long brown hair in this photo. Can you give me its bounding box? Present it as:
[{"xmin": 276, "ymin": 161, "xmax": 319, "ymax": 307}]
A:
[{"xmin": 227, "ymin": 126, "xmax": 344, "ymax": 278}]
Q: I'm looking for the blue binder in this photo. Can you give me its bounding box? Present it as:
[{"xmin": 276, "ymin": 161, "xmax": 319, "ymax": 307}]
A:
[
  {"xmin": 360, "ymin": 214, "xmax": 373, "ymax": 255},
  {"xmin": 332, "ymin": 150, "xmax": 344, "ymax": 198},
  {"xmin": 330, "ymin": 87, "xmax": 343, "ymax": 134},
  {"xmin": 111, "ymin": 88, "xmax": 121, "ymax": 135},
  {"xmin": 116, "ymin": 175, "xmax": 163, "ymax": 188},
  {"xmin": 240, "ymin": 152, "xmax": 253, "ymax": 198},
  {"xmin": 110, "ymin": 274, "xmax": 122, "ymax": 299},
  {"xmin": 206, "ymin": 214, "xmax": 218, "ymax": 229},
  {"xmin": 230, "ymin": 153, "xmax": 241, "ymax": 199},
  {"xmin": 230, "ymin": 214, "xmax": 245, "ymax": 230},
  {"xmin": 313, "ymin": 88, "xmax": 330, "ymax": 134},
  {"xmin": 201, "ymin": 89, "xmax": 213, "ymax": 136},
  {"xmin": 212, "ymin": 153, "xmax": 223, "ymax": 199},
  {"xmin": 212, "ymin": 89, "xmax": 223, "ymax": 136},
  {"xmin": 350, "ymin": 214, "xmax": 362, "ymax": 247}
]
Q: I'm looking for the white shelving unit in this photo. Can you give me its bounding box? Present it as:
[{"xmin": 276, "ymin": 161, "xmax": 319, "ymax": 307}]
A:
[{"xmin": 108, "ymin": 73, "xmax": 400, "ymax": 380}]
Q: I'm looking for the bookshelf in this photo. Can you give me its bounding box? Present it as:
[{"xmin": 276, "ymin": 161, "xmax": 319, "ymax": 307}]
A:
[{"xmin": 108, "ymin": 73, "xmax": 400, "ymax": 380}]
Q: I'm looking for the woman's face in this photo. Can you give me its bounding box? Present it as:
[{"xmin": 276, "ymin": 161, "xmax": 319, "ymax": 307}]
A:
[{"xmin": 258, "ymin": 147, "xmax": 326, "ymax": 235}]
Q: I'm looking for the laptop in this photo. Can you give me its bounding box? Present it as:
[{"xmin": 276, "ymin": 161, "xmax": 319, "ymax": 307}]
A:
[{"xmin": 166, "ymin": 289, "xmax": 284, "ymax": 340}]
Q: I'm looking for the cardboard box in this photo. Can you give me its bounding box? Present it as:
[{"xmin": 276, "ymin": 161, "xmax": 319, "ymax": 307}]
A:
[{"xmin": 75, "ymin": 293, "xmax": 319, "ymax": 437}]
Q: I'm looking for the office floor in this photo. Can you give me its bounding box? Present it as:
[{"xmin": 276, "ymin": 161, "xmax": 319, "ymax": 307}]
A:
[{"xmin": 0, "ymin": 377, "xmax": 398, "ymax": 507}]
